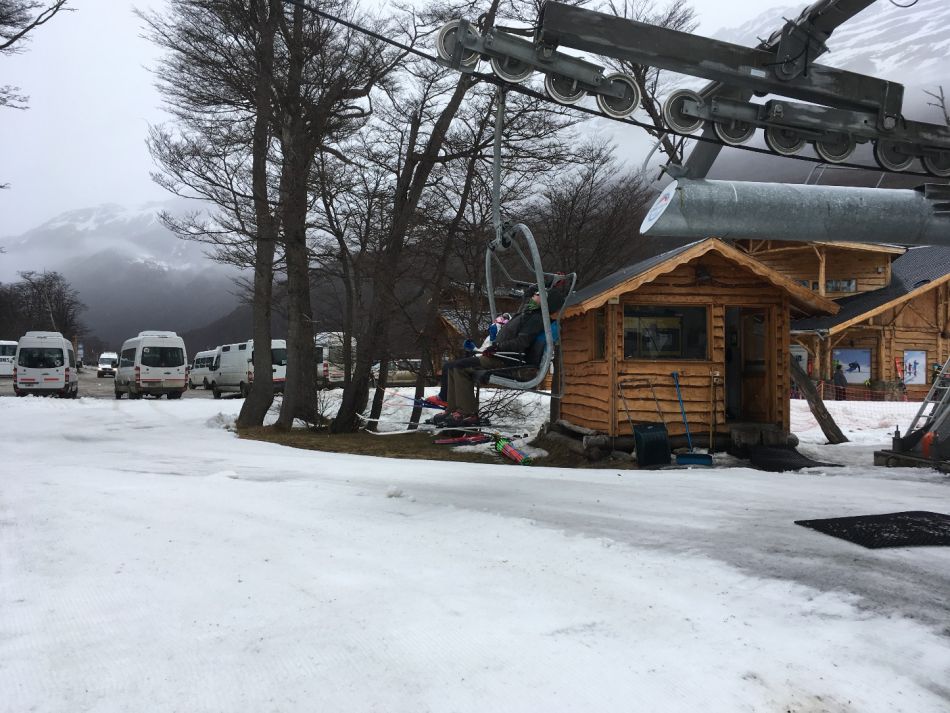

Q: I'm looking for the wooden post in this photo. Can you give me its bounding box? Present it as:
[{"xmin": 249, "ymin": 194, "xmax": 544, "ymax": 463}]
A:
[{"xmin": 790, "ymin": 358, "xmax": 848, "ymax": 444}]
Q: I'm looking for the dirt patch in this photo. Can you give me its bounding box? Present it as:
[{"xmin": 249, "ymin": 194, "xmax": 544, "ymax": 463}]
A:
[{"xmin": 237, "ymin": 427, "xmax": 633, "ymax": 469}]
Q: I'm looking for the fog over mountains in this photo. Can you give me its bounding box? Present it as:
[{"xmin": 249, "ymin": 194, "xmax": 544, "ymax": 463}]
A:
[
  {"xmin": 2, "ymin": 0, "xmax": 947, "ymax": 351},
  {"xmin": 0, "ymin": 201, "xmax": 243, "ymax": 350}
]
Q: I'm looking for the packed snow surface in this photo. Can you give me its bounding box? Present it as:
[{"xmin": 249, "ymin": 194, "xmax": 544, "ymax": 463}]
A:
[{"xmin": 2, "ymin": 394, "xmax": 948, "ymax": 712}]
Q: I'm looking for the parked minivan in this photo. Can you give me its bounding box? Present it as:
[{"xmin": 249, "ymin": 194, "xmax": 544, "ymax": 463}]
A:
[
  {"xmin": 188, "ymin": 349, "xmax": 219, "ymax": 389},
  {"xmin": 13, "ymin": 331, "xmax": 78, "ymax": 398},
  {"xmin": 314, "ymin": 332, "xmax": 354, "ymax": 388},
  {"xmin": 210, "ymin": 339, "xmax": 287, "ymax": 399},
  {"xmin": 0, "ymin": 339, "xmax": 17, "ymax": 378},
  {"xmin": 97, "ymin": 351, "xmax": 119, "ymax": 378},
  {"xmin": 115, "ymin": 331, "xmax": 188, "ymax": 400}
]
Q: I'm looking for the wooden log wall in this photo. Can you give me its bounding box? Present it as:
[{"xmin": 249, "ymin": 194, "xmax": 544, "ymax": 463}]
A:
[
  {"xmin": 559, "ymin": 310, "xmax": 612, "ymax": 431},
  {"xmin": 798, "ymin": 281, "xmax": 950, "ymax": 394},
  {"xmin": 744, "ymin": 245, "xmax": 892, "ymax": 297},
  {"xmin": 561, "ymin": 255, "xmax": 790, "ymax": 437}
]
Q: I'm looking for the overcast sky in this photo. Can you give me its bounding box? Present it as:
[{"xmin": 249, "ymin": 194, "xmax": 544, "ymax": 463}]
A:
[{"xmin": 0, "ymin": 0, "xmax": 799, "ymax": 237}]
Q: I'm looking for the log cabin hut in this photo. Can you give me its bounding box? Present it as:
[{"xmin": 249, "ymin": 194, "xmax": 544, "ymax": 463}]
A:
[
  {"xmin": 556, "ymin": 239, "xmax": 838, "ymax": 444},
  {"xmin": 787, "ymin": 245, "xmax": 950, "ymax": 397}
]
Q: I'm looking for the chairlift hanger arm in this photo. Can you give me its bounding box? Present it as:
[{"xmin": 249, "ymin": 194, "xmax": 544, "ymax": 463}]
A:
[
  {"xmin": 536, "ymin": 1, "xmax": 899, "ymax": 124},
  {"xmin": 531, "ymin": 0, "xmax": 949, "ymax": 176}
]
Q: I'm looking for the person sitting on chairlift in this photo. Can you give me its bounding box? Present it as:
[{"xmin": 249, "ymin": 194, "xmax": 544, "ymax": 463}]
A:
[
  {"xmin": 425, "ymin": 312, "xmax": 512, "ymax": 410},
  {"xmin": 430, "ymin": 283, "xmax": 568, "ymax": 428}
]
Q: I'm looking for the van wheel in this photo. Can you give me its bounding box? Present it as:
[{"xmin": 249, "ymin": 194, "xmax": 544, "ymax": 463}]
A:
[
  {"xmin": 115, "ymin": 390, "xmax": 123, "ymax": 399},
  {"xmin": 240, "ymin": 382, "xmax": 249, "ymax": 398},
  {"xmin": 168, "ymin": 391, "xmax": 182, "ymax": 400},
  {"xmin": 130, "ymin": 389, "xmax": 142, "ymax": 400},
  {"xmin": 212, "ymin": 383, "xmax": 221, "ymax": 399}
]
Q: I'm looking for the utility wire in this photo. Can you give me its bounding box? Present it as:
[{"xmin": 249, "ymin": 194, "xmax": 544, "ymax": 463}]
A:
[{"xmin": 281, "ymin": 0, "xmax": 935, "ymax": 178}]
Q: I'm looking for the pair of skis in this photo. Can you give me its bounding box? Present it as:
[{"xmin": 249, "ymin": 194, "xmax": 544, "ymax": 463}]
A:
[{"xmin": 356, "ymin": 412, "xmax": 533, "ymax": 464}]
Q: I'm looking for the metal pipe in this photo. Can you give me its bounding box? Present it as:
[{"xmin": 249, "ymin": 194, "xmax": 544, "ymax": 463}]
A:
[{"xmin": 640, "ymin": 179, "xmax": 950, "ymax": 246}]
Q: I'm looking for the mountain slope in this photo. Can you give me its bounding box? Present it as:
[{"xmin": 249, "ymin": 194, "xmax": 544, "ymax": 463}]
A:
[{"xmin": 1, "ymin": 200, "xmax": 244, "ymax": 349}]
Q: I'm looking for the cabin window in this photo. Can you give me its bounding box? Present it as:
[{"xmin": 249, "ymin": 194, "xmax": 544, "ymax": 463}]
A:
[
  {"xmin": 593, "ymin": 308, "xmax": 606, "ymax": 360},
  {"xmin": 623, "ymin": 305, "xmax": 708, "ymax": 360},
  {"xmin": 826, "ymin": 278, "xmax": 857, "ymax": 292}
]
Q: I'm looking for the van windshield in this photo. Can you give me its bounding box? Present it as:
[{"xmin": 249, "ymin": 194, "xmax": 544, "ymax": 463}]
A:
[
  {"xmin": 0, "ymin": 345, "xmax": 16, "ymax": 357},
  {"xmin": 141, "ymin": 346, "xmax": 185, "ymax": 368},
  {"xmin": 18, "ymin": 347, "xmax": 64, "ymax": 368},
  {"xmin": 271, "ymin": 348, "xmax": 288, "ymax": 367}
]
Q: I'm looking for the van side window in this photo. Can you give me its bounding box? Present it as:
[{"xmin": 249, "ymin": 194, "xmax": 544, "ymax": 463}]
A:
[
  {"xmin": 121, "ymin": 348, "xmax": 136, "ymax": 367},
  {"xmin": 222, "ymin": 345, "xmax": 231, "ymax": 352},
  {"xmin": 239, "ymin": 344, "xmax": 247, "ymax": 351}
]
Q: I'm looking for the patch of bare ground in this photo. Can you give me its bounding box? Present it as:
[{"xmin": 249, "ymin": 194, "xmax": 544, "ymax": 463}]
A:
[{"xmin": 237, "ymin": 427, "xmax": 632, "ymax": 469}]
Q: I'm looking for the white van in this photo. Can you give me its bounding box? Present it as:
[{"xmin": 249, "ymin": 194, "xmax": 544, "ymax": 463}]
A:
[
  {"xmin": 188, "ymin": 349, "xmax": 219, "ymax": 389},
  {"xmin": 0, "ymin": 339, "xmax": 17, "ymax": 378},
  {"xmin": 314, "ymin": 332, "xmax": 353, "ymax": 388},
  {"xmin": 210, "ymin": 339, "xmax": 286, "ymax": 399},
  {"xmin": 97, "ymin": 351, "xmax": 119, "ymax": 378},
  {"xmin": 115, "ymin": 331, "xmax": 188, "ymax": 400},
  {"xmin": 13, "ymin": 331, "xmax": 78, "ymax": 398}
]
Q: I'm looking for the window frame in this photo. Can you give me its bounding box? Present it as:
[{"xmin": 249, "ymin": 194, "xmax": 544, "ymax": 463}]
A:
[{"xmin": 621, "ymin": 303, "xmax": 710, "ymax": 361}]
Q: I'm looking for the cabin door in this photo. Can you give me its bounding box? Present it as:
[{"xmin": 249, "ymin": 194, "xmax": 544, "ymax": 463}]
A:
[{"xmin": 724, "ymin": 307, "xmax": 772, "ymax": 422}]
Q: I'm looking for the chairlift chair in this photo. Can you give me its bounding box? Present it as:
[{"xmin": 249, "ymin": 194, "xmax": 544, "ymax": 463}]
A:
[{"xmin": 470, "ymin": 85, "xmax": 577, "ymax": 396}]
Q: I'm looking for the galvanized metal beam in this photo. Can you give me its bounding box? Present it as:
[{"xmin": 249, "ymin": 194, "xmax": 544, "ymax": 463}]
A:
[{"xmin": 640, "ymin": 179, "xmax": 950, "ymax": 247}]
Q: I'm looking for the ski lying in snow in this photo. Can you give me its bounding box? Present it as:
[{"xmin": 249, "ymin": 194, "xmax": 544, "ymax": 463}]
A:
[
  {"xmin": 434, "ymin": 433, "xmax": 493, "ymax": 445},
  {"xmin": 356, "ymin": 413, "xmax": 527, "ymax": 439}
]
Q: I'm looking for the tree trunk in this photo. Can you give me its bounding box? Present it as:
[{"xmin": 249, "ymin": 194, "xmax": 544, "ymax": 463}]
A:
[
  {"xmin": 790, "ymin": 357, "xmax": 849, "ymax": 444},
  {"xmin": 237, "ymin": 0, "xmax": 280, "ymax": 429},
  {"xmin": 275, "ymin": 4, "xmax": 318, "ymax": 429}
]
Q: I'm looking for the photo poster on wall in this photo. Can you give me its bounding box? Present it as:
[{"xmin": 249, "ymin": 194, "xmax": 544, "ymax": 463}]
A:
[
  {"xmin": 832, "ymin": 348, "xmax": 872, "ymax": 384},
  {"xmin": 789, "ymin": 345, "xmax": 808, "ymax": 371},
  {"xmin": 903, "ymin": 350, "xmax": 927, "ymax": 385}
]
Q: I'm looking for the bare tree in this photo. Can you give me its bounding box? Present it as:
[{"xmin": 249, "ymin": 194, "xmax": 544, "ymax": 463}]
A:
[
  {"xmin": 13, "ymin": 270, "xmax": 85, "ymax": 338},
  {"xmin": 143, "ymin": 0, "xmax": 284, "ymax": 427},
  {"xmin": 525, "ymin": 140, "xmax": 654, "ymax": 283},
  {"xmin": 924, "ymin": 86, "xmax": 949, "ymax": 126},
  {"xmin": 1, "ymin": 0, "xmax": 71, "ymax": 109},
  {"xmin": 270, "ymin": 0, "xmax": 400, "ymax": 429},
  {"xmin": 603, "ymin": 0, "xmax": 698, "ymax": 164}
]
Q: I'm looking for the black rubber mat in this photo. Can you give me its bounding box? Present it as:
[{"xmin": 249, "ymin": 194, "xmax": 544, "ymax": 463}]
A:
[
  {"xmin": 749, "ymin": 446, "xmax": 840, "ymax": 472},
  {"xmin": 795, "ymin": 511, "xmax": 950, "ymax": 549}
]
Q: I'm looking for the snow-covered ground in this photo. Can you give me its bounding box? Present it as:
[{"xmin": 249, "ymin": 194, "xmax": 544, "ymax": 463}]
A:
[{"xmin": 2, "ymin": 394, "xmax": 948, "ymax": 712}]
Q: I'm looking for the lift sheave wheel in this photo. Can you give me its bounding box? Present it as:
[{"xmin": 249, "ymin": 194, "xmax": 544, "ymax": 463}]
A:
[
  {"xmin": 922, "ymin": 150, "xmax": 950, "ymax": 178},
  {"xmin": 490, "ymin": 55, "xmax": 533, "ymax": 83},
  {"xmin": 595, "ymin": 73, "xmax": 640, "ymax": 119},
  {"xmin": 764, "ymin": 126, "xmax": 806, "ymax": 155},
  {"xmin": 436, "ymin": 20, "xmax": 480, "ymax": 67},
  {"xmin": 543, "ymin": 73, "xmax": 586, "ymax": 105},
  {"xmin": 814, "ymin": 133, "xmax": 856, "ymax": 163},
  {"xmin": 874, "ymin": 139, "xmax": 914, "ymax": 172},
  {"xmin": 662, "ymin": 89, "xmax": 703, "ymax": 134},
  {"xmin": 713, "ymin": 119, "xmax": 755, "ymax": 146}
]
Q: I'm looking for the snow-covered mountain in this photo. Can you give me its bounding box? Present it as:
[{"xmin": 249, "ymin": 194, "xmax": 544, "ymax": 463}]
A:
[{"xmin": 0, "ymin": 201, "xmax": 245, "ymax": 350}]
